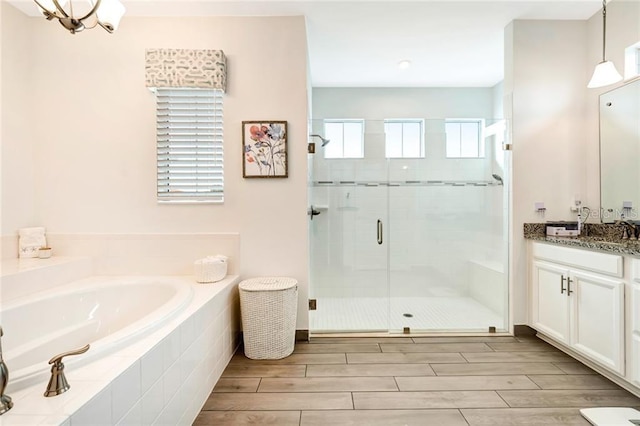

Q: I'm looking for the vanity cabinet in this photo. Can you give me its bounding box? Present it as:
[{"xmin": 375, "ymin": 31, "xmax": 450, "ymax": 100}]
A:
[
  {"xmin": 570, "ymin": 269, "xmax": 624, "ymax": 374},
  {"xmin": 631, "ymin": 260, "xmax": 640, "ymax": 387},
  {"xmin": 530, "ymin": 242, "xmax": 625, "ymax": 375},
  {"xmin": 531, "ymin": 261, "xmax": 571, "ymax": 342}
]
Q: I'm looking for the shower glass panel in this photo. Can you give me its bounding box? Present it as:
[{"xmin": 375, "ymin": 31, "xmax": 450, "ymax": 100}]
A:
[
  {"xmin": 308, "ymin": 123, "xmax": 390, "ymax": 332},
  {"xmin": 308, "ymin": 119, "xmax": 509, "ymax": 333}
]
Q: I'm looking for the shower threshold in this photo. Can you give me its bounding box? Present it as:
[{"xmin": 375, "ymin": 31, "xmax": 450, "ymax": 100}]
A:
[{"xmin": 309, "ymin": 296, "xmax": 506, "ymax": 335}]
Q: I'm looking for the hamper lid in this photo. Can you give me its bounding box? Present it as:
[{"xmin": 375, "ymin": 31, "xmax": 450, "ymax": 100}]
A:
[{"xmin": 239, "ymin": 276, "xmax": 298, "ymax": 291}]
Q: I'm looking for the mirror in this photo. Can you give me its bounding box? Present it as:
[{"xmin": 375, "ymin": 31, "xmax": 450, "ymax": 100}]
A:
[{"xmin": 600, "ymin": 78, "xmax": 640, "ymax": 222}]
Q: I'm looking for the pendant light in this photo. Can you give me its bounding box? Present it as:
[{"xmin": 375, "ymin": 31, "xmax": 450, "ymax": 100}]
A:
[{"xmin": 588, "ymin": 0, "xmax": 622, "ymax": 88}]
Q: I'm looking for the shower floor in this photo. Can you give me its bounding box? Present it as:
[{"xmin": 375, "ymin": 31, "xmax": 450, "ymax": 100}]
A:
[{"xmin": 309, "ymin": 296, "xmax": 504, "ymax": 333}]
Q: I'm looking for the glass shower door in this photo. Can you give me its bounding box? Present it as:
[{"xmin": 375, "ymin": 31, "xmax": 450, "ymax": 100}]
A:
[{"xmin": 308, "ymin": 124, "xmax": 390, "ymax": 332}]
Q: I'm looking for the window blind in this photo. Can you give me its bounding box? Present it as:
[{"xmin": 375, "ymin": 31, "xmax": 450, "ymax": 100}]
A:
[{"xmin": 156, "ymin": 88, "xmax": 224, "ymax": 203}]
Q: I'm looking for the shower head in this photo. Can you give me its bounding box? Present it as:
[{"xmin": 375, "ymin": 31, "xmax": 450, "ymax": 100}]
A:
[
  {"xmin": 310, "ymin": 134, "xmax": 330, "ymax": 147},
  {"xmin": 492, "ymin": 174, "xmax": 503, "ymax": 185}
]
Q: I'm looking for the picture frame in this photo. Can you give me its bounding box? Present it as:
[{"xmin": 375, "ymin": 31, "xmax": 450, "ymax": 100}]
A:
[{"xmin": 242, "ymin": 121, "xmax": 288, "ymax": 178}]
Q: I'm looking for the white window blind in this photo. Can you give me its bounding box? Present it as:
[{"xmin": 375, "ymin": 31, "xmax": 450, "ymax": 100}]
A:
[{"xmin": 156, "ymin": 88, "xmax": 224, "ymax": 203}]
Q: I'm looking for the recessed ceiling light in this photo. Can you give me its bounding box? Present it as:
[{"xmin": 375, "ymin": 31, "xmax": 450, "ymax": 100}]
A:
[{"xmin": 398, "ymin": 60, "xmax": 412, "ymax": 70}]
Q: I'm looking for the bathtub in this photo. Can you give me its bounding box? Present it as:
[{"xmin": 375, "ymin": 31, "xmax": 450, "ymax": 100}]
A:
[
  {"xmin": 2, "ymin": 276, "xmax": 193, "ymax": 393},
  {"xmin": 0, "ymin": 267, "xmax": 240, "ymax": 425}
]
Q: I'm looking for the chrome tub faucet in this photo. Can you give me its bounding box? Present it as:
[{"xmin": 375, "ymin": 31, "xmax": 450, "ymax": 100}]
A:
[{"xmin": 0, "ymin": 326, "xmax": 13, "ymax": 415}]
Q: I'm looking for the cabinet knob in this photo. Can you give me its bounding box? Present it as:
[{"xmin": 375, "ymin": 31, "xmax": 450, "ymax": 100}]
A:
[{"xmin": 560, "ymin": 275, "xmax": 567, "ymax": 294}]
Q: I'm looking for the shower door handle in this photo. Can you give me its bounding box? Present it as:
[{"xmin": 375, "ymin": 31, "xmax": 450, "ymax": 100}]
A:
[
  {"xmin": 309, "ymin": 206, "xmax": 321, "ymax": 221},
  {"xmin": 377, "ymin": 220, "xmax": 383, "ymax": 245}
]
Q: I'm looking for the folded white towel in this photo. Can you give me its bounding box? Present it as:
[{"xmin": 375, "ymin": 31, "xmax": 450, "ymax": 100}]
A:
[{"xmin": 18, "ymin": 227, "xmax": 47, "ymax": 258}]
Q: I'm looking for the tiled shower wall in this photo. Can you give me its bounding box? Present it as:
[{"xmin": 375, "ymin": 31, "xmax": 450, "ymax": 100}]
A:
[{"xmin": 309, "ymin": 122, "xmax": 505, "ymax": 300}]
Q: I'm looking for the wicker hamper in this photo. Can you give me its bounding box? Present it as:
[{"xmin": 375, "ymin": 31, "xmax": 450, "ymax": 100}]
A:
[{"xmin": 239, "ymin": 277, "xmax": 298, "ymax": 359}]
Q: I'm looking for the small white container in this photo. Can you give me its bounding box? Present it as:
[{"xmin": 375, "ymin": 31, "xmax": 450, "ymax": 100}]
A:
[
  {"xmin": 19, "ymin": 227, "xmax": 47, "ymax": 258},
  {"xmin": 38, "ymin": 247, "xmax": 52, "ymax": 259},
  {"xmin": 194, "ymin": 255, "xmax": 228, "ymax": 283}
]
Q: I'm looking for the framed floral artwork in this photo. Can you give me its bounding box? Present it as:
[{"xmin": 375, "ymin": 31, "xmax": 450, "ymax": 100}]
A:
[{"xmin": 242, "ymin": 121, "xmax": 288, "ymax": 178}]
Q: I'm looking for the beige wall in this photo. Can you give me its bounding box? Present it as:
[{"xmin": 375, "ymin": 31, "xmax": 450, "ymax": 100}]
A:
[
  {"xmin": 1, "ymin": 5, "xmax": 311, "ymax": 328},
  {"xmin": 1, "ymin": 3, "xmax": 37, "ymax": 242}
]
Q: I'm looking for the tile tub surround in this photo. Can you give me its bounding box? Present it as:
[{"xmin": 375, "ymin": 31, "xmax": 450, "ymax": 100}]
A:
[
  {"xmin": 44, "ymin": 233, "xmax": 240, "ymax": 276},
  {"xmin": 523, "ymin": 223, "xmax": 640, "ymax": 255},
  {"xmin": 1, "ymin": 275, "xmax": 241, "ymax": 425},
  {"xmin": 196, "ymin": 335, "xmax": 640, "ymax": 425}
]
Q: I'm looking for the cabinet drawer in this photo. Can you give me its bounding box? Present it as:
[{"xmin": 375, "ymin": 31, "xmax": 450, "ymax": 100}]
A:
[{"xmin": 532, "ymin": 242, "xmax": 623, "ymax": 277}]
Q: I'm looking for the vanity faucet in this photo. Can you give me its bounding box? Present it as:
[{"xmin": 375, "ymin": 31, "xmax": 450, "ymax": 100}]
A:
[{"xmin": 616, "ymin": 220, "xmax": 638, "ymax": 240}]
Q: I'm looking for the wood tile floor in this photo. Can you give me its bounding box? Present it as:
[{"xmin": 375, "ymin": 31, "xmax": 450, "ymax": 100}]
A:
[{"xmin": 194, "ymin": 335, "xmax": 640, "ymax": 425}]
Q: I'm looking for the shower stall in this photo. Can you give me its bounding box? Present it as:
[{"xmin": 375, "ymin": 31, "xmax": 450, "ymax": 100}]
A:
[{"xmin": 308, "ymin": 118, "xmax": 509, "ymax": 334}]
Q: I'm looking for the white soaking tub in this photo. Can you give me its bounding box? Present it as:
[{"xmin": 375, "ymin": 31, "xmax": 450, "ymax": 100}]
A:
[
  {"xmin": 2, "ymin": 276, "xmax": 193, "ymax": 393},
  {"xmin": 0, "ymin": 259, "xmax": 240, "ymax": 426}
]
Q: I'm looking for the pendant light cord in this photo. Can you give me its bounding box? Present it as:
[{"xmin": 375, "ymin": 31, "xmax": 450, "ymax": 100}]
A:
[{"xmin": 602, "ymin": 0, "xmax": 607, "ymax": 62}]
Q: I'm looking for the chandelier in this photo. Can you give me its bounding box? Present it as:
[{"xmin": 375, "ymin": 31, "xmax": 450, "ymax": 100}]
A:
[{"xmin": 34, "ymin": 0, "xmax": 126, "ymax": 34}]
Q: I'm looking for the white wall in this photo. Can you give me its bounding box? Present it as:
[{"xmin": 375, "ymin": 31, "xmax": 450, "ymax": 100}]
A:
[
  {"xmin": 585, "ymin": 1, "xmax": 640, "ymax": 219},
  {"xmin": 492, "ymin": 81, "xmax": 504, "ymax": 120},
  {"xmin": 506, "ymin": 20, "xmax": 589, "ymax": 325},
  {"xmin": 1, "ymin": 6, "xmax": 311, "ymax": 329},
  {"xmin": 507, "ymin": 5, "xmax": 640, "ymax": 326},
  {"xmin": 0, "ymin": 0, "xmax": 3, "ymax": 258},
  {"xmin": 313, "ymin": 87, "xmax": 495, "ymax": 120}
]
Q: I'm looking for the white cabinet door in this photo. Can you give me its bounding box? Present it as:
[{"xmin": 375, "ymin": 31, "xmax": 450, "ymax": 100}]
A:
[
  {"xmin": 571, "ymin": 270, "xmax": 625, "ymax": 375},
  {"xmin": 531, "ymin": 261, "xmax": 571, "ymax": 343},
  {"xmin": 632, "ymin": 284, "xmax": 640, "ymax": 387},
  {"xmin": 632, "ymin": 333, "xmax": 640, "ymax": 387}
]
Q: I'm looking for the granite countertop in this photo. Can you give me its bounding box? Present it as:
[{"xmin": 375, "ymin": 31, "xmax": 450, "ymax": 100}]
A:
[{"xmin": 524, "ymin": 223, "xmax": 640, "ymax": 256}]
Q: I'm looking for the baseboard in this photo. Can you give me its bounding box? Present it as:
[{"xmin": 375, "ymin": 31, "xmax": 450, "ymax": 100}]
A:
[
  {"xmin": 536, "ymin": 332, "xmax": 640, "ymax": 399},
  {"xmin": 513, "ymin": 324, "xmax": 537, "ymax": 337},
  {"xmin": 296, "ymin": 329, "xmax": 309, "ymax": 342}
]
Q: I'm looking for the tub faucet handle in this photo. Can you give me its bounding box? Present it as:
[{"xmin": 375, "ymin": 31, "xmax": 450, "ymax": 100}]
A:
[
  {"xmin": 0, "ymin": 326, "xmax": 13, "ymax": 415},
  {"xmin": 44, "ymin": 344, "xmax": 90, "ymax": 397}
]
